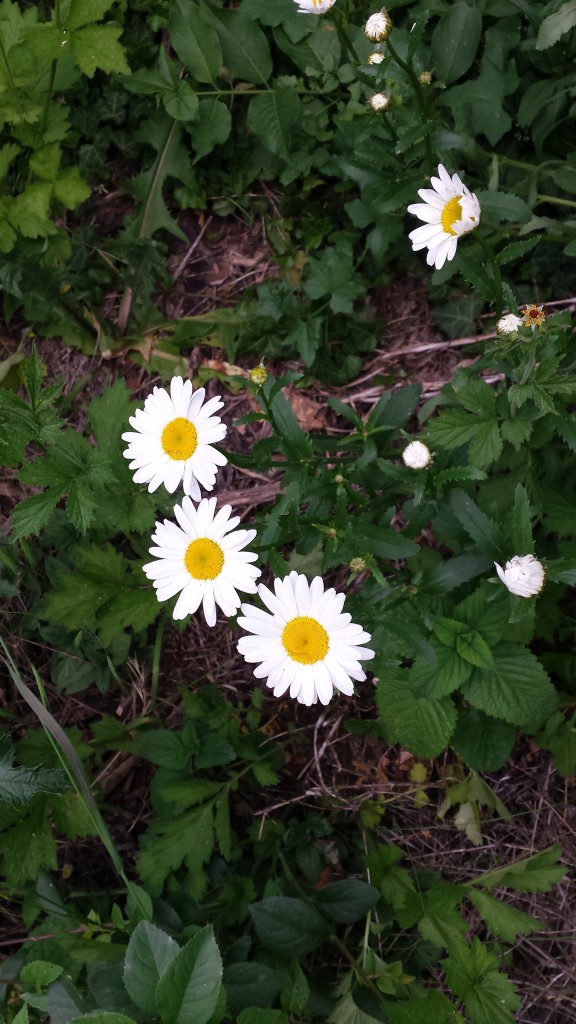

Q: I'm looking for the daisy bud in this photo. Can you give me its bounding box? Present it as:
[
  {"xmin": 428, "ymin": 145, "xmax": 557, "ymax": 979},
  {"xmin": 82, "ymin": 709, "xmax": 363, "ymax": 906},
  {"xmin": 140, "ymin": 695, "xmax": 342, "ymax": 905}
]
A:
[
  {"xmin": 407, "ymin": 163, "xmax": 481, "ymax": 271},
  {"xmin": 370, "ymin": 92, "xmax": 389, "ymax": 112},
  {"xmin": 364, "ymin": 9, "xmax": 392, "ymax": 42},
  {"xmin": 292, "ymin": 0, "xmax": 336, "ymax": 12},
  {"xmin": 522, "ymin": 304, "xmax": 545, "ymax": 327},
  {"xmin": 419, "ymin": 71, "xmax": 432, "ymax": 84},
  {"xmin": 367, "ymin": 52, "xmax": 385, "ymax": 64},
  {"xmin": 402, "ymin": 440, "xmax": 433, "ymax": 470},
  {"xmin": 248, "ymin": 362, "xmax": 268, "ymax": 386},
  {"xmin": 494, "ymin": 555, "xmax": 545, "ymax": 598},
  {"xmin": 349, "ymin": 557, "xmax": 368, "ymax": 574},
  {"xmin": 496, "ymin": 313, "xmax": 523, "ymax": 336}
]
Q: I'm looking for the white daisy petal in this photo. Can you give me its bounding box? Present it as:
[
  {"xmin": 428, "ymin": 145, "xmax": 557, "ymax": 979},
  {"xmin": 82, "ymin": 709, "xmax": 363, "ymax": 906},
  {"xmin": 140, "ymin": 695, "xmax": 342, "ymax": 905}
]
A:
[
  {"xmin": 292, "ymin": 0, "xmax": 336, "ymax": 12},
  {"xmin": 143, "ymin": 497, "xmax": 261, "ymax": 626},
  {"xmin": 237, "ymin": 571, "xmax": 374, "ymax": 706},
  {"xmin": 122, "ymin": 375, "xmax": 228, "ymax": 498},
  {"xmin": 408, "ymin": 164, "xmax": 480, "ymax": 271}
]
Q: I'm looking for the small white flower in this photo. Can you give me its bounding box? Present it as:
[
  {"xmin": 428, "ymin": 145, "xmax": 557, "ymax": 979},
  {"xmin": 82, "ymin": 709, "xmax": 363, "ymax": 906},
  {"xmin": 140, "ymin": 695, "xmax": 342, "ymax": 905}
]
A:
[
  {"xmin": 494, "ymin": 555, "xmax": 545, "ymax": 598},
  {"xmin": 370, "ymin": 92, "xmax": 389, "ymax": 111},
  {"xmin": 122, "ymin": 376, "xmax": 227, "ymax": 500},
  {"xmin": 496, "ymin": 313, "xmax": 523, "ymax": 336},
  {"xmin": 293, "ymin": 0, "xmax": 335, "ymax": 12},
  {"xmin": 407, "ymin": 164, "xmax": 481, "ymax": 271},
  {"xmin": 237, "ymin": 571, "xmax": 374, "ymax": 706},
  {"xmin": 402, "ymin": 440, "xmax": 432, "ymax": 469},
  {"xmin": 364, "ymin": 9, "xmax": 392, "ymax": 42},
  {"xmin": 143, "ymin": 497, "xmax": 260, "ymax": 626},
  {"xmin": 367, "ymin": 52, "xmax": 384, "ymax": 64}
]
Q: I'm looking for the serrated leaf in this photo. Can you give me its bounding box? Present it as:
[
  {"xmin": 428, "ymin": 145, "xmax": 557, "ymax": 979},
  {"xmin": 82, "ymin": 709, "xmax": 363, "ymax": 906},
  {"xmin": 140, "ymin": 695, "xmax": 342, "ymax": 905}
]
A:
[
  {"xmin": 53, "ymin": 167, "xmax": 91, "ymax": 209},
  {"xmin": 67, "ymin": 0, "xmax": 116, "ymax": 31},
  {"xmin": 0, "ymin": 735, "xmax": 67, "ymax": 806},
  {"xmin": 247, "ymin": 88, "xmax": 300, "ymax": 161},
  {"xmin": 450, "ymin": 490, "xmax": 504, "ymax": 556},
  {"xmin": 496, "ymin": 235, "xmax": 541, "ymax": 265},
  {"xmin": 461, "ymin": 644, "xmax": 558, "ymax": 727},
  {"xmin": 122, "ymin": 922, "xmax": 179, "ymax": 1015},
  {"xmin": 442, "ymin": 938, "xmax": 520, "ymax": 1024},
  {"xmin": 451, "ymin": 708, "xmax": 515, "ymax": 772},
  {"xmin": 410, "ymin": 643, "xmax": 472, "ymax": 699},
  {"xmin": 475, "ymin": 191, "xmax": 532, "ymax": 224},
  {"xmin": 0, "ymin": 804, "xmax": 57, "ymax": 885},
  {"xmin": 249, "ymin": 897, "xmax": 329, "ymax": 956},
  {"xmin": 468, "ymin": 890, "xmax": 542, "ymax": 943},
  {"xmin": 376, "ymin": 671, "xmax": 457, "ymax": 757},
  {"xmin": 137, "ymin": 805, "xmax": 214, "ymax": 893},
  {"xmin": 11, "ymin": 487, "xmax": 66, "ymax": 539},
  {"xmin": 396, "ymin": 884, "xmax": 467, "ymax": 946},
  {"xmin": 72, "ymin": 24, "xmax": 130, "ymax": 77},
  {"xmin": 536, "ymin": 0, "xmax": 576, "ymax": 49},
  {"xmin": 473, "ymin": 845, "xmax": 566, "ymax": 893}
]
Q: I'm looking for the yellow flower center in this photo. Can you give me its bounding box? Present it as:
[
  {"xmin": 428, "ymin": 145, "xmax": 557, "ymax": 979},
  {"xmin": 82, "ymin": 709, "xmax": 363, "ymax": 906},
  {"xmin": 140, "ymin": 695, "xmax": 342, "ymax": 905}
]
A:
[
  {"xmin": 282, "ymin": 616, "xmax": 329, "ymax": 664},
  {"xmin": 161, "ymin": 417, "xmax": 198, "ymax": 461},
  {"xmin": 184, "ymin": 538, "xmax": 224, "ymax": 580},
  {"xmin": 440, "ymin": 196, "xmax": 463, "ymax": 236}
]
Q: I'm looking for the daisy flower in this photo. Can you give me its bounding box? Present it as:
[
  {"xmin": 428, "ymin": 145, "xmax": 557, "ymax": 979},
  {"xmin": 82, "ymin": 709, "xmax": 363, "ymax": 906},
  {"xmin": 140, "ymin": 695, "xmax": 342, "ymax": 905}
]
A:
[
  {"xmin": 407, "ymin": 164, "xmax": 481, "ymax": 271},
  {"xmin": 237, "ymin": 571, "xmax": 374, "ymax": 707},
  {"xmin": 370, "ymin": 92, "xmax": 389, "ymax": 112},
  {"xmin": 402, "ymin": 440, "xmax": 433, "ymax": 469},
  {"xmin": 293, "ymin": 0, "xmax": 336, "ymax": 12},
  {"xmin": 494, "ymin": 555, "xmax": 545, "ymax": 598},
  {"xmin": 523, "ymin": 304, "xmax": 545, "ymax": 327},
  {"xmin": 364, "ymin": 10, "xmax": 392, "ymax": 42},
  {"xmin": 122, "ymin": 376, "xmax": 227, "ymax": 500},
  {"xmin": 143, "ymin": 497, "xmax": 260, "ymax": 626},
  {"xmin": 496, "ymin": 313, "xmax": 523, "ymax": 336}
]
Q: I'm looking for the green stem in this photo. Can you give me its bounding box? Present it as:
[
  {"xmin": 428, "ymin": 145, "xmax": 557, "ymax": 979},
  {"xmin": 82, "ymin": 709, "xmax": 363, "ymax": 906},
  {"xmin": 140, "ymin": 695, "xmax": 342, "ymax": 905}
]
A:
[
  {"xmin": 478, "ymin": 235, "xmax": 503, "ymax": 314},
  {"xmin": 386, "ymin": 39, "xmax": 433, "ymax": 174},
  {"xmin": 150, "ymin": 611, "xmax": 165, "ymax": 713},
  {"xmin": 536, "ymin": 193, "xmax": 576, "ymax": 209},
  {"xmin": 39, "ymin": 0, "xmax": 61, "ymax": 136}
]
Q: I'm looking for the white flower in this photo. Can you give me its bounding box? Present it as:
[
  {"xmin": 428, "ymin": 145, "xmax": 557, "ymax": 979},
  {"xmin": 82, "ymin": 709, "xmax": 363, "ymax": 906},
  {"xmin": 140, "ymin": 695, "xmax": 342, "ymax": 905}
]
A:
[
  {"xmin": 122, "ymin": 376, "xmax": 227, "ymax": 500},
  {"xmin": 496, "ymin": 313, "xmax": 523, "ymax": 336},
  {"xmin": 293, "ymin": 0, "xmax": 335, "ymax": 12},
  {"xmin": 402, "ymin": 440, "xmax": 432, "ymax": 469},
  {"xmin": 367, "ymin": 52, "xmax": 384, "ymax": 64},
  {"xmin": 364, "ymin": 9, "xmax": 392, "ymax": 42},
  {"xmin": 370, "ymin": 92, "xmax": 389, "ymax": 111},
  {"xmin": 237, "ymin": 571, "xmax": 374, "ymax": 706},
  {"xmin": 143, "ymin": 497, "xmax": 260, "ymax": 626},
  {"xmin": 494, "ymin": 555, "xmax": 545, "ymax": 598},
  {"xmin": 407, "ymin": 164, "xmax": 481, "ymax": 271}
]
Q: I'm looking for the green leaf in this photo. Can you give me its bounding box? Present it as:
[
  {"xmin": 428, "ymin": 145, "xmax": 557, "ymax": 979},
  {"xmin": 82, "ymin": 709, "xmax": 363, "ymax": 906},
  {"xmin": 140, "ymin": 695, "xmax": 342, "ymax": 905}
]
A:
[
  {"xmin": 473, "ymin": 845, "xmax": 566, "ymax": 894},
  {"xmin": 376, "ymin": 670, "xmax": 457, "ymax": 757},
  {"xmin": 123, "ymin": 921, "xmax": 180, "ymax": 1015},
  {"xmin": 249, "ymin": 897, "xmax": 329, "ymax": 956},
  {"xmin": 11, "ymin": 487, "xmax": 66, "ymax": 539},
  {"xmin": 29, "ymin": 142, "xmax": 61, "ymax": 182},
  {"xmin": 455, "ymin": 629, "xmax": 494, "ymax": 669},
  {"xmin": 9, "ymin": 183, "xmax": 53, "ymax": 238},
  {"xmin": 303, "ymin": 246, "xmax": 365, "ymax": 315},
  {"xmin": 314, "ymin": 880, "xmax": 380, "ymax": 923},
  {"xmin": 72, "ymin": 24, "xmax": 130, "ymax": 77},
  {"xmin": 535, "ymin": 711, "xmax": 576, "ymax": 776},
  {"xmin": 536, "ymin": 0, "xmax": 576, "ymax": 49},
  {"xmin": 53, "ymin": 167, "xmax": 91, "ymax": 209},
  {"xmin": 191, "ymin": 99, "xmax": 231, "ymax": 161},
  {"xmin": 0, "ymin": 803, "xmax": 57, "ymax": 885},
  {"xmin": 431, "ymin": 2, "xmax": 482, "ymax": 83},
  {"xmin": 88, "ymin": 378, "xmax": 134, "ymax": 455},
  {"xmin": 451, "ymin": 708, "xmax": 515, "ymax": 772},
  {"xmin": 395, "ymin": 884, "xmax": 467, "ymax": 946},
  {"xmin": 384, "ymin": 991, "xmax": 462, "ymax": 1024},
  {"xmin": 442, "ymin": 938, "xmax": 520, "ymax": 1024},
  {"xmin": 475, "ymin": 191, "xmax": 532, "ymax": 224},
  {"xmin": 223, "ymin": 963, "xmax": 283, "ymax": 1014},
  {"xmin": 20, "ymin": 961, "xmax": 63, "ymax": 990},
  {"xmin": 155, "ymin": 927, "xmax": 222, "ymax": 1024},
  {"xmin": 169, "ymin": 0, "xmax": 222, "ymax": 83},
  {"xmin": 450, "ymin": 490, "xmax": 504, "ymax": 557},
  {"xmin": 511, "ymin": 483, "xmax": 532, "ymax": 554},
  {"xmin": 365, "ymin": 844, "xmax": 415, "ymax": 911},
  {"xmin": 461, "ymin": 644, "xmax": 558, "ymax": 728},
  {"xmin": 133, "ymin": 730, "xmax": 192, "ymax": 771},
  {"xmin": 410, "ymin": 643, "xmax": 472, "ymax": 699},
  {"xmin": 468, "ymin": 890, "xmax": 542, "ymax": 943},
  {"xmin": 137, "ymin": 804, "xmax": 214, "ymax": 893},
  {"xmin": 68, "ymin": 1015, "xmax": 138, "ymax": 1024},
  {"xmin": 496, "ymin": 235, "xmax": 541, "ymax": 265},
  {"xmin": 66, "ymin": 0, "xmax": 116, "ymax": 31},
  {"xmin": 237, "ymin": 1011, "xmax": 289, "ymax": 1024},
  {"xmin": 0, "ymin": 735, "xmax": 67, "ymax": 806},
  {"xmin": 247, "ymin": 88, "xmax": 301, "ymax": 161},
  {"xmin": 210, "ymin": 8, "xmax": 272, "ymax": 84}
]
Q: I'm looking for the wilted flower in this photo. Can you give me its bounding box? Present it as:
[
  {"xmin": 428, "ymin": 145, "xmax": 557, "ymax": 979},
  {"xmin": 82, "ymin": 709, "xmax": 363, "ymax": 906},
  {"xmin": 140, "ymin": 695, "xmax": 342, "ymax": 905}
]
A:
[
  {"xmin": 364, "ymin": 9, "xmax": 392, "ymax": 42},
  {"xmin": 349, "ymin": 557, "xmax": 368, "ymax": 574},
  {"xmin": 143, "ymin": 497, "xmax": 260, "ymax": 625},
  {"xmin": 494, "ymin": 555, "xmax": 545, "ymax": 598},
  {"xmin": 293, "ymin": 0, "xmax": 336, "ymax": 12},
  {"xmin": 368, "ymin": 51, "xmax": 385, "ymax": 64},
  {"xmin": 523, "ymin": 304, "xmax": 545, "ymax": 327},
  {"xmin": 248, "ymin": 362, "xmax": 268, "ymax": 386},
  {"xmin": 370, "ymin": 92, "xmax": 389, "ymax": 111},
  {"xmin": 237, "ymin": 571, "xmax": 374, "ymax": 706},
  {"xmin": 402, "ymin": 440, "xmax": 433, "ymax": 469},
  {"xmin": 407, "ymin": 164, "xmax": 481, "ymax": 271},
  {"xmin": 496, "ymin": 313, "xmax": 523, "ymax": 336},
  {"xmin": 122, "ymin": 376, "xmax": 227, "ymax": 500}
]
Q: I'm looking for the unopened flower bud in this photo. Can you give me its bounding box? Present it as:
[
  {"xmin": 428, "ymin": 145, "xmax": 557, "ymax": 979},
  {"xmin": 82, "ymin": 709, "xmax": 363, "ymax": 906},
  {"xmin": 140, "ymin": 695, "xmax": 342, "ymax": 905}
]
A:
[
  {"xmin": 349, "ymin": 557, "xmax": 368, "ymax": 574},
  {"xmin": 494, "ymin": 555, "xmax": 545, "ymax": 598},
  {"xmin": 334, "ymin": 473, "xmax": 345, "ymax": 484},
  {"xmin": 402, "ymin": 440, "xmax": 432, "ymax": 469},
  {"xmin": 370, "ymin": 92, "xmax": 389, "ymax": 112},
  {"xmin": 364, "ymin": 9, "xmax": 392, "ymax": 43},
  {"xmin": 326, "ymin": 527, "xmax": 337, "ymax": 539},
  {"xmin": 419, "ymin": 71, "xmax": 432, "ymax": 84}
]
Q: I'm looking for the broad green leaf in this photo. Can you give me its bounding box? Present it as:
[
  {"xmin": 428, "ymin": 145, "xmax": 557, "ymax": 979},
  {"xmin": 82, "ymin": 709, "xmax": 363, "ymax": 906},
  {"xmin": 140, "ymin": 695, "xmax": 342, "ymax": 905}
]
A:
[
  {"xmin": 66, "ymin": 0, "xmax": 115, "ymax": 31},
  {"xmin": 536, "ymin": 0, "xmax": 576, "ymax": 49},
  {"xmin": 247, "ymin": 88, "xmax": 301, "ymax": 161},
  {"xmin": 237, "ymin": 1010, "xmax": 289, "ymax": 1024},
  {"xmin": 303, "ymin": 246, "xmax": 365, "ymax": 315},
  {"xmin": 314, "ymin": 879, "xmax": 380, "ymax": 923},
  {"xmin": 191, "ymin": 99, "xmax": 231, "ymax": 161},
  {"xmin": 376, "ymin": 671, "xmax": 457, "ymax": 757},
  {"xmin": 169, "ymin": 0, "xmax": 222, "ymax": 83},
  {"xmin": 156, "ymin": 926, "xmax": 222, "ymax": 1024},
  {"xmin": 427, "ymin": 552, "xmax": 493, "ymax": 593},
  {"xmin": 223, "ymin": 963, "xmax": 283, "ymax": 1014},
  {"xmin": 68, "ymin": 1015, "xmax": 137, "ymax": 1024},
  {"xmin": 384, "ymin": 991, "xmax": 463, "ymax": 1024},
  {"xmin": 9, "ymin": 183, "xmax": 53, "ymax": 237},
  {"xmin": 133, "ymin": 730, "xmax": 192, "ymax": 771},
  {"xmin": 455, "ymin": 629, "xmax": 494, "ymax": 669},
  {"xmin": 53, "ymin": 167, "xmax": 91, "ymax": 209},
  {"xmin": 88, "ymin": 378, "xmax": 134, "ymax": 455},
  {"xmin": 249, "ymin": 897, "xmax": 329, "ymax": 956},
  {"xmin": 442, "ymin": 938, "xmax": 520, "ymax": 1024},
  {"xmin": 451, "ymin": 708, "xmax": 515, "ymax": 772},
  {"xmin": 124, "ymin": 922, "xmax": 180, "ymax": 1015},
  {"xmin": 461, "ymin": 644, "xmax": 558, "ymax": 728},
  {"xmin": 475, "ymin": 191, "xmax": 532, "ymax": 224},
  {"xmin": 21, "ymin": 961, "xmax": 63, "ymax": 989},
  {"xmin": 410, "ymin": 644, "xmax": 472, "ymax": 699},
  {"xmin": 29, "ymin": 142, "xmax": 61, "ymax": 182},
  {"xmin": 72, "ymin": 24, "xmax": 130, "ymax": 77},
  {"xmin": 210, "ymin": 8, "xmax": 272, "ymax": 84},
  {"xmin": 468, "ymin": 890, "xmax": 542, "ymax": 943},
  {"xmin": 395, "ymin": 884, "xmax": 467, "ymax": 946},
  {"xmin": 431, "ymin": 3, "xmax": 482, "ymax": 83},
  {"xmin": 450, "ymin": 490, "xmax": 504, "ymax": 557}
]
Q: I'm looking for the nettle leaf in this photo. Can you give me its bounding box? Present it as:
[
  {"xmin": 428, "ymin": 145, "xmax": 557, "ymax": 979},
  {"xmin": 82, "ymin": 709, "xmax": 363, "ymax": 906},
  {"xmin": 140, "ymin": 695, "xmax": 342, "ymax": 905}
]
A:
[
  {"xmin": 376, "ymin": 670, "xmax": 457, "ymax": 757},
  {"xmin": 247, "ymin": 88, "xmax": 301, "ymax": 161},
  {"xmin": 71, "ymin": 24, "xmax": 130, "ymax": 77},
  {"xmin": 467, "ymin": 890, "xmax": 542, "ymax": 944},
  {"xmin": 249, "ymin": 897, "xmax": 329, "ymax": 956},
  {"xmin": 156, "ymin": 926, "xmax": 222, "ymax": 1024},
  {"xmin": 88, "ymin": 378, "xmax": 135, "ymax": 455},
  {"xmin": 451, "ymin": 708, "xmax": 515, "ymax": 772},
  {"xmin": 314, "ymin": 879, "xmax": 380, "ymax": 923},
  {"xmin": 442, "ymin": 938, "xmax": 520, "ymax": 1024},
  {"xmin": 431, "ymin": 2, "xmax": 482, "ymax": 84},
  {"xmin": 461, "ymin": 644, "xmax": 558, "ymax": 728},
  {"xmin": 0, "ymin": 801, "xmax": 57, "ymax": 885}
]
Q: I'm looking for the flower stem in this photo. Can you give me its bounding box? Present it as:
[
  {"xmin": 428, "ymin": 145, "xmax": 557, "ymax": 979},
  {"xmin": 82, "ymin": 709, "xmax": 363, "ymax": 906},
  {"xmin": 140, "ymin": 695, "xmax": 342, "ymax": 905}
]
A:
[{"xmin": 385, "ymin": 39, "xmax": 433, "ymax": 174}]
